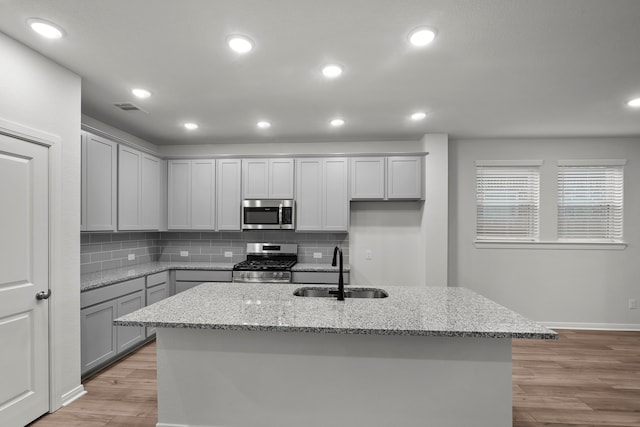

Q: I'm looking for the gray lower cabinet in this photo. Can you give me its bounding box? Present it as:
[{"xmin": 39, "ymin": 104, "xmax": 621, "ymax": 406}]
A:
[
  {"xmin": 80, "ymin": 299, "xmax": 117, "ymax": 374},
  {"xmin": 80, "ymin": 277, "xmax": 146, "ymax": 377},
  {"xmin": 146, "ymin": 272, "xmax": 169, "ymax": 337},
  {"xmin": 174, "ymin": 270, "xmax": 232, "ymax": 294},
  {"xmin": 292, "ymin": 271, "xmax": 350, "ymax": 285},
  {"xmin": 116, "ymin": 291, "xmax": 145, "ymax": 352}
]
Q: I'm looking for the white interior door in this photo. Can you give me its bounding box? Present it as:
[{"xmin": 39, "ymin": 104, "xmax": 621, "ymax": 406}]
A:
[{"xmin": 0, "ymin": 134, "xmax": 50, "ymax": 426}]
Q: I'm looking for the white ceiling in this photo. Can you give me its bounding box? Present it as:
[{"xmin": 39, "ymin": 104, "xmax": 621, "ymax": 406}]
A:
[{"xmin": 1, "ymin": 0, "xmax": 639, "ymax": 145}]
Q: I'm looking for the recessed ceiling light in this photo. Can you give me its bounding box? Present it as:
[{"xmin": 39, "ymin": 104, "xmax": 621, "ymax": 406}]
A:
[
  {"xmin": 184, "ymin": 122, "xmax": 199, "ymax": 130},
  {"xmin": 131, "ymin": 88, "xmax": 151, "ymax": 99},
  {"xmin": 28, "ymin": 18, "xmax": 65, "ymax": 39},
  {"xmin": 627, "ymin": 98, "xmax": 640, "ymax": 108},
  {"xmin": 227, "ymin": 35, "xmax": 254, "ymax": 54},
  {"xmin": 330, "ymin": 118, "xmax": 345, "ymax": 127},
  {"xmin": 408, "ymin": 27, "xmax": 437, "ymax": 47},
  {"xmin": 322, "ymin": 64, "xmax": 343, "ymax": 79},
  {"xmin": 257, "ymin": 121, "xmax": 271, "ymax": 129},
  {"xmin": 411, "ymin": 112, "xmax": 427, "ymax": 121}
]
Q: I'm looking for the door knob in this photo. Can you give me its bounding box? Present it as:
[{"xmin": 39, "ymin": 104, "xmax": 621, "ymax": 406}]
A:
[{"xmin": 36, "ymin": 290, "xmax": 51, "ymax": 300}]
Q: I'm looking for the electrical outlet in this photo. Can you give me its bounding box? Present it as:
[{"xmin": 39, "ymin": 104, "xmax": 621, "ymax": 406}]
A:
[
  {"xmin": 180, "ymin": 251, "xmax": 189, "ymax": 257},
  {"xmin": 127, "ymin": 253, "xmax": 135, "ymax": 261},
  {"xmin": 629, "ymin": 298, "xmax": 638, "ymax": 309},
  {"xmin": 224, "ymin": 251, "xmax": 233, "ymax": 258},
  {"xmin": 365, "ymin": 249, "xmax": 373, "ymax": 260},
  {"xmin": 313, "ymin": 252, "xmax": 322, "ymax": 259}
]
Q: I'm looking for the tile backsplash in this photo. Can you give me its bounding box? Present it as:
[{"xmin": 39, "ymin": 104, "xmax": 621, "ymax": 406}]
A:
[{"xmin": 81, "ymin": 231, "xmax": 349, "ymax": 275}]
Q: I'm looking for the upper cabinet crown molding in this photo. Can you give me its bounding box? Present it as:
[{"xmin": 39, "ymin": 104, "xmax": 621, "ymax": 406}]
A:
[{"xmin": 242, "ymin": 158, "xmax": 294, "ymax": 199}]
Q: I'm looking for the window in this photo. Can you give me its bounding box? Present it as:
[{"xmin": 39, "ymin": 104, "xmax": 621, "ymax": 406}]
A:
[
  {"xmin": 475, "ymin": 161, "xmax": 541, "ymax": 241},
  {"xmin": 557, "ymin": 160, "xmax": 625, "ymax": 241}
]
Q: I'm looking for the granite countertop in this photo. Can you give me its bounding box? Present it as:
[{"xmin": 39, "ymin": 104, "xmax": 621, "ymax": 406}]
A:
[
  {"xmin": 81, "ymin": 262, "xmax": 235, "ymax": 291},
  {"xmin": 81, "ymin": 261, "xmax": 349, "ymax": 292},
  {"xmin": 114, "ymin": 282, "xmax": 557, "ymax": 339}
]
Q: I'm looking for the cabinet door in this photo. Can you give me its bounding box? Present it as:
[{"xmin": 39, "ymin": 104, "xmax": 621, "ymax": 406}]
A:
[
  {"xmin": 242, "ymin": 159, "xmax": 269, "ymax": 199},
  {"xmin": 323, "ymin": 158, "xmax": 349, "ymax": 231},
  {"xmin": 118, "ymin": 145, "xmax": 141, "ymax": 230},
  {"xmin": 191, "ymin": 159, "xmax": 216, "ymax": 229},
  {"xmin": 269, "ymin": 158, "xmax": 294, "ymax": 199},
  {"xmin": 81, "ymin": 300, "xmax": 117, "ymax": 375},
  {"xmin": 217, "ymin": 159, "xmax": 241, "ymax": 230},
  {"xmin": 175, "ymin": 281, "xmax": 201, "ymax": 294},
  {"xmin": 140, "ymin": 153, "xmax": 160, "ymax": 229},
  {"xmin": 82, "ymin": 132, "xmax": 117, "ymax": 231},
  {"xmin": 295, "ymin": 158, "xmax": 323, "ymax": 231},
  {"xmin": 116, "ymin": 291, "xmax": 145, "ymax": 353},
  {"xmin": 145, "ymin": 283, "xmax": 169, "ymax": 337},
  {"xmin": 350, "ymin": 157, "xmax": 385, "ymax": 199},
  {"xmin": 387, "ymin": 156, "xmax": 423, "ymax": 199},
  {"xmin": 168, "ymin": 160, "xmax": 191, "ymax": 229}
]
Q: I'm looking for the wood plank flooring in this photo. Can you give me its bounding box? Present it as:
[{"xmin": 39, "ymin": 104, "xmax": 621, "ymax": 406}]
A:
[{"xmin": 28, "ymin": 329, "xmax": 640, "ymax": 427}]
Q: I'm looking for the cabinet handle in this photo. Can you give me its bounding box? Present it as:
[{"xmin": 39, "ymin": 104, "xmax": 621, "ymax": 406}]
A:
[{"xmin": 36, "ymin": 290, "xmax": 52, "ymax": 300}]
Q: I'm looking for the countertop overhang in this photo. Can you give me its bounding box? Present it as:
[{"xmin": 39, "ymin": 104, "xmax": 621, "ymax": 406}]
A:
[{"xmin": 114, "ymin": 282, "xmax": 557, "ymax": 339}]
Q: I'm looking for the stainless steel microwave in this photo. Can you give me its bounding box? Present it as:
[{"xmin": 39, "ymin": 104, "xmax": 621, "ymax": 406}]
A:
[{"xmin": 242, "ymin": 200, "xmax": 295, "ymax": 230}]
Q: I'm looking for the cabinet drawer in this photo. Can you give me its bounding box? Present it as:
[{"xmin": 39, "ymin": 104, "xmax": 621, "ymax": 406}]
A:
[
  {"xmin": 81, "ymin": 277, "xmax": 145, "ymax": 309},
  {"xmin": 174, "ymin": 270, "xmax": 232, "ymax": 282},
  {"xmin": 292, "ymin": 271, "xmax": 350, "ymax": 285},
  {"xmin": 147, "ymin": 271, "xmax": 168, "ymax": 287}
]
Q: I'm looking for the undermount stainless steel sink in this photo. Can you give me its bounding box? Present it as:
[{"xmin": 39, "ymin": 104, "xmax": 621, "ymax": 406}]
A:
[{"xmin": 293, "ymin": 287, "xmax": 388, "ymax": 299}]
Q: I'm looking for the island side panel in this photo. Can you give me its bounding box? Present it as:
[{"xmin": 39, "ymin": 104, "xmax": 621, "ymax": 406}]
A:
[{"xmin": 156, "ymin": 328, "xmax": 512, "ymax": 427}]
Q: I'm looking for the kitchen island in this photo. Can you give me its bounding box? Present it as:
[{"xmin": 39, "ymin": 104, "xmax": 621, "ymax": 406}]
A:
[{"xmin": 116, "ymin": 282, "xmax": 556, "ymax": 427}]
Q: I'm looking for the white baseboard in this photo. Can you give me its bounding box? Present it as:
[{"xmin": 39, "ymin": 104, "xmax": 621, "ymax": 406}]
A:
[
  {"xmin": 544, "ymin": 322, "xmax": 640, "ymax": 331},
  {"xmin": 61, "ymin": 385, "xmax": 86, "ymax": 406}
]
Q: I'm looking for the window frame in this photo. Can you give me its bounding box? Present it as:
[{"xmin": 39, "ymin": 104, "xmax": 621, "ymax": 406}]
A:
[
  {"xmin": 474, "ymin": 160, "xmax": 542, "ymax": 242},
  {"xmin": 557, "ymin": 159, "xmax": 625, "ymax": 243}
]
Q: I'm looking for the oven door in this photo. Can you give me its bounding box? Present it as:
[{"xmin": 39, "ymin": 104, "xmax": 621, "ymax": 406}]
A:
[{"xmin": 242, "ymin": 200, "xmax": 282, "ymax": 230}]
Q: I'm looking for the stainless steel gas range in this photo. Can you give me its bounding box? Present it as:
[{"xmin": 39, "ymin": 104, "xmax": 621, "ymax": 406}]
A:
[{"xmin": 232, "ymin": 243, "xmax": 297, "ymax": 283}]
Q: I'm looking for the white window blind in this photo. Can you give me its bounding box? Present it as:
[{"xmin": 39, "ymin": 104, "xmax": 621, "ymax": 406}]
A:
[
  {"xmin": 557, "ymin": 163, "xmax": 624, "ymax": 241},
  {"xmin": 476, "ymin": 164, "xmax": 540, "ymax": 240}
]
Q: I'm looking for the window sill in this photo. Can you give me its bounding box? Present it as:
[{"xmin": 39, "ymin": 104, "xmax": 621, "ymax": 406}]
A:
[{"xmin": 474, "ymin": 240, "xmax": 627, "ymax": 250}]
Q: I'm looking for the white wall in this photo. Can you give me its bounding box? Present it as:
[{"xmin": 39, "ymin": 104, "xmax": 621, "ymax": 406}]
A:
[
  {"xmin": 0, "ymin": 33, "xmax": 82, "ymax": 407},
  {"xmin": 449, "ymin": 138, "xmax": 640, "ymax": 328}
]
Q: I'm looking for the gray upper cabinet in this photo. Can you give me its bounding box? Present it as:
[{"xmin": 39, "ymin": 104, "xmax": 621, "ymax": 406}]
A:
[
  {"xmin": 323, "ymin": 158, "xmax": 350, "ymax": 231},
  {"xmin": 216, "ymin": 159, "xmax": 242, "ymax": 230},
  {"xmin": 386, "ymin": 156, "xmax": 423, "ymax": 199},
  {"xmin": 118, "ymin": 145, "xmax": 161, "ymax": 230},
  {"xmin": 242, "ymin": 158, "xmax": 294, "ymax": 199},
  {"xmin": 190, "ymin": 159, "xmax": 216, "ymax": 229},
  {"xmin": 351, "ymin": 156, "xmax": 424, "ymax": 200},
  {"xmin": 81, "ymin": 131, "xmax": 117, "ymax": 231},
  {"xmin": 296, "ymin": 158, "xmax": 349, "ymax": 232},
  {"xmin": 167, "ymin": 159, "xmax": 216, "ymax": 230},
  {"xmin": 350, "ymin": 157, "xmax": 385, "ymax": 199},
  {"xmin": 167, "ymin": 159, "xmax": 190, "ymax": 229}
]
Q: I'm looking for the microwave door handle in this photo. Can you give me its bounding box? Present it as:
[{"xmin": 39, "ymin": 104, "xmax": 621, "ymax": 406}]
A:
[{"xmin": 278, "ymin": 203, "xmax": 283, "ymax": 229}]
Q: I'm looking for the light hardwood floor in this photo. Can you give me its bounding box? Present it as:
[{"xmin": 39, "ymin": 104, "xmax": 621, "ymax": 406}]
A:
[{"xmin": 29, "ymin": 329, "xmax": 640, "ymax": 427}]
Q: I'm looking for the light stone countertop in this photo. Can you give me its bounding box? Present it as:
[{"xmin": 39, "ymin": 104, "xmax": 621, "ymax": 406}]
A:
[
  {"xmin": 114, "ymin": 282, "xmax": 557, "ymax": 339},
  {"xmin": 81, "ymin": 261, "xmax": 349, "ymax": 292}
]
